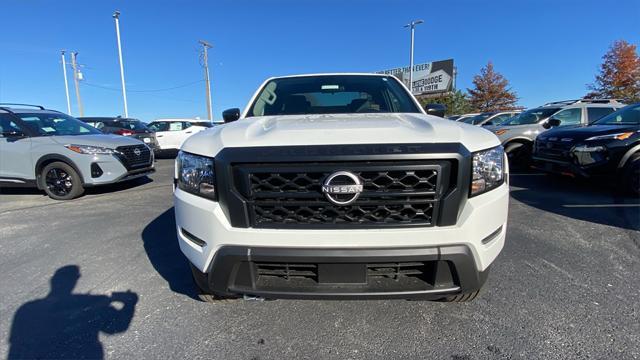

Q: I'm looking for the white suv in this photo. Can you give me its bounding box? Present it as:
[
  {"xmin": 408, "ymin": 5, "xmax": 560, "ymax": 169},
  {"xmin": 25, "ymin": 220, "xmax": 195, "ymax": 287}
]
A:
[
  {"xmin": 174, "ymin": 74, "xmax": 509, "ymax": 302},
  {"xmin": 147, "ymin": 119, "xmax": 210, "ymax": 153}
]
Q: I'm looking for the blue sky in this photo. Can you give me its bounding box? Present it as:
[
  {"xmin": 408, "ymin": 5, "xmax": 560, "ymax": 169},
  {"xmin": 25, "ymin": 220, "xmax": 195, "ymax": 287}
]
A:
[{"xmin": 1, "ymin": 0, "xmax": 638, "ymax": 121}]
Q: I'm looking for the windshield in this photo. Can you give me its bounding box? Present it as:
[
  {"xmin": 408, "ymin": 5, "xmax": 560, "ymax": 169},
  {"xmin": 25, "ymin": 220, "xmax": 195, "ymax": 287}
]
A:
[
  {"xmin": 16, "ymin": 113, "xmax": 102, "ymax": 136},
  {"xmin": 246, "ymin": 75, "xmax": 421, "ymax": 117},
  {"xmin": 105, "ymin": 119, "xmax": 149, "ymax": 131},
  {"xmin": 463, "ymin": 113, "xmax": 494, "ymax": 125},
  {"xmin": 502, "ymin": 107, "xmax": 560, "ymax": 125},
  {"xmin": 592, "ymin": 104, "xmax": 640, "ymax": 125}
]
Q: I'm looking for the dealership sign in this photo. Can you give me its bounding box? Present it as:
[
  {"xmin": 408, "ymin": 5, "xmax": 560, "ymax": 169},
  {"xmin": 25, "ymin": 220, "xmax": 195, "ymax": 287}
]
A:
[{"xmin": 377, "ymin": 59, "xmax": 454, "ymax": 95}]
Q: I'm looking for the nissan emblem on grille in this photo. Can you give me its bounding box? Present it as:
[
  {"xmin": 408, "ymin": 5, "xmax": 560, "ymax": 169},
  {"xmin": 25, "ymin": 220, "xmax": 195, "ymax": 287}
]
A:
[
  {"xmin": 321, "ymin": 171, "xmax": 364, "ymax": 205},
  {"xmin": 133, "ymin": 148, "xmax": 142, "ymax": 156}
]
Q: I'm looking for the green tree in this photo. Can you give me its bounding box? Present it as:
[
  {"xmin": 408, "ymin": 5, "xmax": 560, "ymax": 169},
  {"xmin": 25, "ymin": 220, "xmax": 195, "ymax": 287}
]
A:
[
  {"xmin": 467, "ymin": 62, "xmax": 519, "ymax": 112},
  {"xmin": 418, "ymin": 90, "xmax": 472, "ymax": 116},
  {"xmin": 586, "ymin": 40, "xmax": 640, "ymax": 103}
]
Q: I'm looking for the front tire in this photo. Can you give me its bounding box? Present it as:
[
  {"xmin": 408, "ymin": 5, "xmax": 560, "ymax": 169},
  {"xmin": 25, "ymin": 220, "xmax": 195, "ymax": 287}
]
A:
[
  {"xmin": 505, "ymin": 141, "xmax": 532, "ymax": 170},
  {"xmin": 439, "ymin": 289, "xmax": 481, "ymax": 303},
  {"xmin": 41, "ymin": 162, "xmax": 84, "ymax": 200},
  {"xmin": 190, "ymin": 264, "xmax": 239, "ymax": 303}
]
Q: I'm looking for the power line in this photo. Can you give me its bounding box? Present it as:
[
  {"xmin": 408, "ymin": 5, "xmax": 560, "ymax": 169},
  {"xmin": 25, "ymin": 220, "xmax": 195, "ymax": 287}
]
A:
[
  {"xmin": 81, "ymin": 79, "xmax": 204, "ymax": 93},
  {"xmin": 80, "ymin": 82, "xmax": 200, "ymax": 103}
]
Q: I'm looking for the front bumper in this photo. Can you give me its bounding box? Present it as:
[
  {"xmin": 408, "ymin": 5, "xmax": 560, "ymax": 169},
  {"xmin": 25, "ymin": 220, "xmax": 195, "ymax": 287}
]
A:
[
  {"xmin": 191, "ymin": 245, "xmax": 490, "ymax": 300},
  {"xmin": 174, "ymin": 181, "xmax": 508, "ymax": 299},
  {"xmin": 81, "ymin": 152, "xmax": 155, "ymax": 186}
]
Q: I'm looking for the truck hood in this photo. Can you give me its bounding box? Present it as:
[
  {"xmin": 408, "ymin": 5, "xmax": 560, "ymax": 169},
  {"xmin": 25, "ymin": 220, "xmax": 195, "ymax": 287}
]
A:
[
  {"xmin": 181, "ymin": 113, "xmax": 500, "ymax": 157},
  {"xmin": 50, "ymin": 134, "xmax": 144, "ymax": 147}
]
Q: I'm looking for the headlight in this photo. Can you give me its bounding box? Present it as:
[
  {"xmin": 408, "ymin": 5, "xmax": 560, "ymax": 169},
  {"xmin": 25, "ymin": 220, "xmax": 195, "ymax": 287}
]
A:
[
  {"xmin": 471, "ymin": 146, "xmax": 505, "ymax": 197},
  {"xmin": 65, "ymin": 144, "xmax": 115, "ymax": 155},
  {"xmin": 585, "ymin": 132, "xmax": 635, "ymax": 141},
  {"xmin": 176, "ymin": 151, "xmax": 216, "ymax": 200}
]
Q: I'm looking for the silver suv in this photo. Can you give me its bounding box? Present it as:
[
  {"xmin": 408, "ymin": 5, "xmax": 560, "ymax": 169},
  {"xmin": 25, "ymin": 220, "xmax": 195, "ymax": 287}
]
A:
[
  {"xmin": 484, "ymin": 99, "xmax": 625, "ymax": 167},
  {"xmin": 0, "ymin": 104, "xmax": 155, "ymax": 200}
]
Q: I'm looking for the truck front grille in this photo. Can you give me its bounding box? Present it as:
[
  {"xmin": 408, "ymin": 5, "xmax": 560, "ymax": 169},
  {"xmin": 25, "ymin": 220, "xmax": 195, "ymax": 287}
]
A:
[
  {"xmin": 233, "ymin": 161, "xmax": 447, "ymax": 228},
  {"xmin": 115, "ymin": 145, "xmax": 152, "ymax": 170}
]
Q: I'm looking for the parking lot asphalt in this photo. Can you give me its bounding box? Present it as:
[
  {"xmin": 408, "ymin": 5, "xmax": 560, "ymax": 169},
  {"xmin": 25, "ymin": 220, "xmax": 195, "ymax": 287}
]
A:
[{"xmin": 1, "ymin": 159, "xmax": 639, "ymax": 360}]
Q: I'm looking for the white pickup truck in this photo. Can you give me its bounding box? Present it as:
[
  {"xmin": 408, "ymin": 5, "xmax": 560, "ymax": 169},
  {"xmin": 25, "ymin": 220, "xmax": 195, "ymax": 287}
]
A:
[{"xmin": 173, "ymin": 73, "xmax": 509, "ymax": 302}]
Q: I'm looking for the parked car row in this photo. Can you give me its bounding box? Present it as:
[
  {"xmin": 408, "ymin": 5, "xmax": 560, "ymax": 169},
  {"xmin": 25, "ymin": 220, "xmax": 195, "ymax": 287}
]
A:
[
  {"xmin": 453, "ymin": 100, "xmax": 637, "ymax": 194},
  {"xmin": 0, "ymin": 103, "xmax": 216, "ymax": 199},
  {"xmin": 446, "ymin": 99, "xmax": 638, "ymax": 194},
  {"xmin": 531, "ymin": 103, "xmax": 640, "ymax": 195}
]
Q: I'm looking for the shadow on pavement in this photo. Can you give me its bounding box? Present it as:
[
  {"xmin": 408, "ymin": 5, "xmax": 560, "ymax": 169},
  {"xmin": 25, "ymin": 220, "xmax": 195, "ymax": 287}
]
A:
[
  {"xmin": 0, "ymin": 187, "xmax": 46, "ymax": 196},
  {"xmin": 0, "ymin": 176, "xmax": 152, "ymax": 197},
  {"xmin": 154, "ymin": 149, "xmax": 179, "ymax": 159},
  {"xmin": 141, "ymin": 207, "xmax": 198, "ymax": 299},
  {"xmin": 510, "ymin": 173, "xmax": 640, "ymax": 231},
  {"xmin": 84, "ymin": 176, "xmax": 153, "ymax": 195},
  {"xmin": 8, "ymin": 265, "xmax": 138, "ymax": 360}
]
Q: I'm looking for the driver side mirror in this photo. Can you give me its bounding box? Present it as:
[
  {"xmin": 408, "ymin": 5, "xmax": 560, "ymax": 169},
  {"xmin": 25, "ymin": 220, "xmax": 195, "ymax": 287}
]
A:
[
  {"xmin": 484, "ymin": 120, "xmax": 494, "ymax": 126},
  {"xmin": 222, "ymin": 108, "xmax": 241, "ymax": 123},
  {"xmin": 424, "ymin": 103, "xmax": 446, "ymax": 118},
  {"xmin": 543, "ymin": 118, "xmax": 561, "ymax": 129}
]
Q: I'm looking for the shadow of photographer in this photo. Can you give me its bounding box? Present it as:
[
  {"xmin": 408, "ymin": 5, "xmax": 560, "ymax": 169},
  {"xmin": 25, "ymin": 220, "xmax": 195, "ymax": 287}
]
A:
[{"xmin": 8, "ymin": 265, "xmax": 138, "ymax": 360}]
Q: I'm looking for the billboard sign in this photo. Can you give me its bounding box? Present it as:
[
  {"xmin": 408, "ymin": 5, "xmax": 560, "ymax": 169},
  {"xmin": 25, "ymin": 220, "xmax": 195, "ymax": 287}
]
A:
[{"xmin": 377, "ymin": 59, "xmax": 454, "ymax": 95}]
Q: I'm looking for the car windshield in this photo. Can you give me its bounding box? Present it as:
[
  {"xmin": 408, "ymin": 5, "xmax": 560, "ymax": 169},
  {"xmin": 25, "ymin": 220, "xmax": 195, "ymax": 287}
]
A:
[
  {"xmin": 246, "ymin": 75, "xmax": 421, "ymax": 117},
  {"xmin": 463, "ymin": 113, "xmax": 494, "ymax": 124},
  {"xmin": 592, "ymin": 104, "xmax": 640, "ymax": 125},
  {"xmin": 501, "ymin": 107, "xmax": 560, "ymax": 125},
  {"xmin": 16, "ymin": 113, "xmax": 102, "ymax": 136},
  {"xmin": 191, "ymin": 121, "xmax": 214, "ymax": 128},
  {"xmin": 106, "ymin": 119, "xmax": 149, "ymax": 131}
]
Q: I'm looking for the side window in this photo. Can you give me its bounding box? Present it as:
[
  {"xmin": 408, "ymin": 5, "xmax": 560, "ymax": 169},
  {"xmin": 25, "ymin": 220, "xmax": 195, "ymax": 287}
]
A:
[
  {"xmin": 168, "ymin": 122, "xmax": 184, "ymax": 131},
  {"xmin": 492, "ymin": 114, "xmax": 512, "ymax": 123},
  {"xmin": 0, "ymin": 115, "xmax": 24, "ymax": 136},
  {"xmin": 552, "ymin": 108, "xmax": 582, "ymax": 126},
  {"xmin": 182, "ymin": 122, "xmax": 192, "ymax": 129},
  {"xmin": 149, "ymin": 122, "xmax": 168, "ymax": 131},
  {"xmin": 587, "ymin": 107, "xmax": 615, "ymax": 123}
]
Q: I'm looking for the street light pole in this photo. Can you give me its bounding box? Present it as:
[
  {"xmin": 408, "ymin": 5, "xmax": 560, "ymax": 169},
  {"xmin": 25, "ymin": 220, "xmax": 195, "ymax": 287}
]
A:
[
  {"xmin": 70, "ymin": 52, "xmax": 84, "ymax": 117},
  {"xmin": 113, "ymin": 10, "xmax": 129, "ymax": 117},
  {"xmin": 61, "ymin": 50, "xmax": 72, "ymax": 114},
  {"xmin": 199, "ymin": 40, "xmax": 213, "ymax": 121},
  {"xmin": 404, "ymin": 19, "xmax": 423, "ymax": 94}
]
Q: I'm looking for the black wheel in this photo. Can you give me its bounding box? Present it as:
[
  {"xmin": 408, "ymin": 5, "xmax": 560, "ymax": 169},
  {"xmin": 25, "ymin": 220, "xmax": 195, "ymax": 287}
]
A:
[
  {"xmin": 504, "ymin": 141, "xmax": 532, "ymax": 170},
  {"xmin": 439, "ymin": 289, "xmax": 481, "ymax": 303},
  {"xmin": 190, "ymin": 264, "xmax": 239, "ymax": 304},
  {"xmin": 622, "ymin": 154, "xmax": 640, "ymax": 197},
  {"xmin": 41, "ymin": 162, "xmax": 84, "ymax": 200}
]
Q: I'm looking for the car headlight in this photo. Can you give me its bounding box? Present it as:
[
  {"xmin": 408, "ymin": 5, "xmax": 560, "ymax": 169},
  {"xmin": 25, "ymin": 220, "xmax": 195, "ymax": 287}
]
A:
[
  {"xmin": 65, "ymin": 144, "xmax": 116, "ymax": 155},
  {"xmin": 471, "ymin": 146, "xmax": 505, "ymax": 197},
  {"xmin": 176, "ymin": 151, "xmax": 216, "ymax": 200},
  {"xmin": 585, "ymin": 132, "xmax": 635, "ymax": 141}
]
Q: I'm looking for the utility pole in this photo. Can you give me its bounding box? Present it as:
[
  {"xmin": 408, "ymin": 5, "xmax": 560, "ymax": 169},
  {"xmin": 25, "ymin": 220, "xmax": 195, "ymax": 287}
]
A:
[
  {"xmin": 404, "ymin": 19, "xmax": 423, "ymax": 94},
  {"xmin": 70, "ymin": 52, "xmax": 84, "ymax": 117},
  {"xmin": 113, "ymin": 10, "xmax": 129, "ymax": 117},
  {"xmin": 61, "ymin": 50, "xmax": 72, "ymax": 114},
  {"xmin": 453, "ymin": 66, "xmax": 458, "ymax": 90},
  {"xmin": 199, "ymin": 40, "xmax": 213, "ymax": 120}
]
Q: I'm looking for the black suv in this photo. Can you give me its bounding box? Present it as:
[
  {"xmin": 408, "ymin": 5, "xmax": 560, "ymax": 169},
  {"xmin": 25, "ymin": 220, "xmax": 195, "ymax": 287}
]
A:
[
  {"xmin": 79, "ymin": 117, "xmax": 158, "ymax": 151},
  {"xmin": 533, "ymin": 103, "xmax": 640, "ymax": 195}
]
